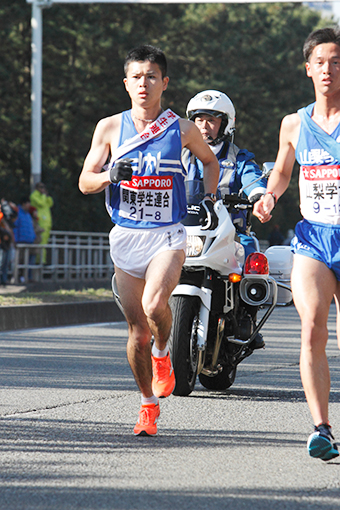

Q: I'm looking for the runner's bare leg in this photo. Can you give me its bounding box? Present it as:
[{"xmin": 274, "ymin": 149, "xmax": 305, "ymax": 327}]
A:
[
  {"xmin": 142, "ymin": 249, "xmax": 185, "ymax": 351},
  {"xmin": 291, "ymin": 254, "xmax": 336, "ymax": 425},
  {"xmin": 115, "ymin": 267, "xmax": 153, "ymax": 398}
]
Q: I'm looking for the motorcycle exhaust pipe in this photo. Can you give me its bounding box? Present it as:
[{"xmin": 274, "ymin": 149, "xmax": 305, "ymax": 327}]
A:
[
  {"xmin": 239, "ymin": 276, "xmax": 270, "ymax": 307},
  {"xmin": 200, "ymin": 317, "xmax": 225, "ymax": 377},
  {"xmin": 211, "ymin": 317, "xmax": 225, "ymax": 368}
]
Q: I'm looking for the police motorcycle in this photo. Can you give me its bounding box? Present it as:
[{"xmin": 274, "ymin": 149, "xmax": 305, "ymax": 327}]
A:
[{"xmin": 168, "ymin": 163, "xmax": 293, "ymax": 396}]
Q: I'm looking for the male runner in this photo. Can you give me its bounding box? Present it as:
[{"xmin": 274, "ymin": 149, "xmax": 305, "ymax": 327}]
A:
[
  {"xmin": 254, "ymin": 28, "xmax": 340, "ymax": 461},
  {"xmin": 79, "ymin": 45, "xmax": 219, "ymax": 435}
]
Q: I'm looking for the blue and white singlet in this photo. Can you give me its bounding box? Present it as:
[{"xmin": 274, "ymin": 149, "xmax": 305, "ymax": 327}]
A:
[
  {"xmin": 106, "ymin": 110, "xmax": 187, "ymax": 229},
  {"xmin": 296, "ymin": 102, "xmax": 340, "ymax": 225}
]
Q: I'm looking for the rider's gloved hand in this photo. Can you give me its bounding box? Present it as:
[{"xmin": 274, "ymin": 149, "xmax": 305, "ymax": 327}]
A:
[
  {"xmin": 248, "ymin": 192, "xmax": 265, "ymax": 204},
  {"xmin": 199, "ymin": 196, "xmax": 219, "ymax": 231},
  {"xmin": 109, "ymin": 159, "xmax": 133, "ymax": 183}
]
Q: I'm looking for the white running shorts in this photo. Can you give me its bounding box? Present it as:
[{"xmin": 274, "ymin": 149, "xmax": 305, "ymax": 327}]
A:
[{"xmin": 109, "ymin": 223, "xmax": 187, "ymax": 279}]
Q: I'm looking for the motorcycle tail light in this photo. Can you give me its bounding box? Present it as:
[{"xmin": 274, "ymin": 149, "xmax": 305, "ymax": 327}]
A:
[
  {"xmin": 186, "ymin": 235, "xmax": 205, "ymax": 257},
  {"xmin": 244, "ymin": 252, "xmax": 269, "ymax": 275},
  {"xmin": 229, "ymin": 273, "xmax": 242, "ymax": 283}
]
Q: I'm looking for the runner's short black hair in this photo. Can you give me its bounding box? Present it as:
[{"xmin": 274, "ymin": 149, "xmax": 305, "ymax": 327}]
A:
[
  {"xmin": 124, "ymin": 45, "xmax": 167, "ymax": 78},
  {"xmin": 303, "ymin": 27, "xmax": 340, "ymax": 62}
]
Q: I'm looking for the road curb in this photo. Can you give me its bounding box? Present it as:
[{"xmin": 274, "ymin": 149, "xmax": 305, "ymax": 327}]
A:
[{"xmin": 0, "ymin": 300, "xmax": 125, "ymax": 332}]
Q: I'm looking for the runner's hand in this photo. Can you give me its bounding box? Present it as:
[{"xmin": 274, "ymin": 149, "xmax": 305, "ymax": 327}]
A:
[
  {"xmin": 199, "ymin": 197, "xmax": 219, "ymax": 231},
  {"xmin": 109, "ymin": 159, "xmax": 133, "ymax": 183},
  {"xmin": 253, "ymin": 194, "xmax": 273, "ymax": 223}
]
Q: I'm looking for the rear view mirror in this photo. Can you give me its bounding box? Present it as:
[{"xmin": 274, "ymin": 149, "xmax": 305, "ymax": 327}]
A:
[
  {"xmin": 238, "ymin": 161, "xmax": 275, "ymax": 197},
  {"xmin": 262, "ymin": 162, "xmax": 275, "ymax": 178}
]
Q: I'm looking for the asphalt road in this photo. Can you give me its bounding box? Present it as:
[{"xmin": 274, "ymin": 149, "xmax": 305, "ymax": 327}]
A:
[{"xmin": 0, "ymin": 305, "xmax": 339, "ymax": 510}]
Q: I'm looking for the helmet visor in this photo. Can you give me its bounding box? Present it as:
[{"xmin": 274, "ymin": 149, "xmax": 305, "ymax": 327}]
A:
[{"xmin": 188, "ymin": 109, "xmax": 225, "ymax": 121}]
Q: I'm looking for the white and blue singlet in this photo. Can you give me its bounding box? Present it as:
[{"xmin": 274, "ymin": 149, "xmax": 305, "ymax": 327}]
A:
[
  {"xmin": 106, "ymin": 110, "xmax": 187, "ymax": 229},
  {"xmin": 292, "ymin": 102, "xmax": 340, "ymax": 278}
]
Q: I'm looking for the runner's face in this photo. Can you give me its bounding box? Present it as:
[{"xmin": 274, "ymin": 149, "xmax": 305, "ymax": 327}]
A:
[
  {"xmin": 194, "ymin": 114, "xmax": 222, "ymax": 143},
  {"xmin": 124, "ymin": 61, "xmax": 169, "ymax": 107},
  {"xmin": 306, "ymin": 43, "xmax": 340, "ymax": 97}
]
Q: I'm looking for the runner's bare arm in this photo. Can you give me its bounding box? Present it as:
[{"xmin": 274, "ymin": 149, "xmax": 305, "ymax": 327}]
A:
[
  {"xmin": 179, "ymin": 119, "xmax": 219, "ymax": 195},
  {"xmin": 79, "ymin": 115, "xmax": 121, "ymax": 195},
  {"xmin": 253, "ymin": 113, "xmax": 300, "ymax": 223}
]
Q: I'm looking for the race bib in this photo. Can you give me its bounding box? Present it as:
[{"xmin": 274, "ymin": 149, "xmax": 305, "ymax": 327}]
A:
[
  {"xmin": 300, "ymin": 164, "xmax": 340, "ymax": 219},
  {"xmin": 119, "ymin": 175, "xmax": 173, "ymax": 223}
]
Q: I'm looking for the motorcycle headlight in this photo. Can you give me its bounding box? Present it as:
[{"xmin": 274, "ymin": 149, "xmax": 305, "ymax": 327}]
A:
[{"xmin": 186, "ymin": 235, "xmax": 205, "ymax": 257}]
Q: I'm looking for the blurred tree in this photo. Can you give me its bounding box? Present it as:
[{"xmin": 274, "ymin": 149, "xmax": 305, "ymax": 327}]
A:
[
  {"xmin": 0, "ymin": 2, "xmax": 31, "ymax": 196},
  {"xmin": 0, "ymin": 1, "xmax": 330, "ymax": 238},
  {"xmin": 163, "ymin": 3, "xmax": 323, "ymax": 239}
]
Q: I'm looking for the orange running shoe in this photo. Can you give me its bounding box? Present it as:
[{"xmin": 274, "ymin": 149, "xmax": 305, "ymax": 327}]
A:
[
  {"xmin": 151, "ymin": 352, "xmax": 176, "ymax": 398},
  {"xmin": 134, "ymin": 403, "xmax": 160, "ymax": 436}
]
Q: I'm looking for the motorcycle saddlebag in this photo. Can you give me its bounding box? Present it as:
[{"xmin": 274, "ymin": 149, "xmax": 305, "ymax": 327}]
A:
[{"xmin": 264, "ymin": 245, "xmax": 293, "ymax": 305}]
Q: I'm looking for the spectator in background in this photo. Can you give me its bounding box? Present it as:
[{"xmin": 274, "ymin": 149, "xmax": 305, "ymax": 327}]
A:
[
  {"xmin": 30, "ymin": 182, "xmax": 53, "ymax": 263},
  {"xmin": 13, "ymin": 197, "xmax": 36, "ymax": 283},
  {"xmin": 268, "ymin": 224, "xmax": 284, "ymax": 246},
  {"xmin": 1, "ymin": 198, "xmax": 18, "ymax": 281},
  {"xmin": 0, "ymin": 205, "xmax": 14, "ymax": 286},
  {"xmin": 29, "ymin": 205, "xmax": 44, "ymax": 265},
  {"xmin": 1, "ymin": 198, "xmax": 18, "ymax": 228}
]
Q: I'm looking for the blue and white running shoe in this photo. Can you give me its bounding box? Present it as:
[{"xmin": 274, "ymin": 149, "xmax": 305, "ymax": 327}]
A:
[{"xmin": 307, "ymin": 424, "xmax": 339, "ymax": 461}]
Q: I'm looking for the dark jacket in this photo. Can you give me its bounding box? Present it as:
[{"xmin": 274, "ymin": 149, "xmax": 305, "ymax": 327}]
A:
[{"xmin": 13, "ymin": 206, "xmax": 36, "ymax": 244}]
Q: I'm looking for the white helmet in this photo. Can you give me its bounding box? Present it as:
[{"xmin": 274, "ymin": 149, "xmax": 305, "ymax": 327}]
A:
[{"xmin": 186, "ymin": 90, "xmax": 236, "ymax": 144}]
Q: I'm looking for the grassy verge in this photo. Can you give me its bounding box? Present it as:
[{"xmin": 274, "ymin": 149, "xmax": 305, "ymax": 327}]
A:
[{"xmin": 0, "ymin": 288, "xmax": 113, "ymax": 306}]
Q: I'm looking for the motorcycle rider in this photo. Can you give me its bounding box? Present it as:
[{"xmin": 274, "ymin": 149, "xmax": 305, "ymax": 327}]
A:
[
  {"xmin": 183, "ymin": 90, "xmax": 267, "ymax": 257},
  {"xmin": 183, "ymin": 90, "xmax": 268, "ymax": 350}
]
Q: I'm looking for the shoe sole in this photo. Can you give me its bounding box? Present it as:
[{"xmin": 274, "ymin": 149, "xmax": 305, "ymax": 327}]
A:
[
  {"xmin": 320, "ymin": 448, "xmax": 340, "ymax": 461},
  {"xmin": 152, "ymin": 389, "xmax": 175, "ymax": 398},
  {"xmin": 134, "ymin": 430, "xmax": 157, "ymax": 437},
  {"xmin": 308, "ymin": 435, "xmax": 339, "ymax": 460},
  {"xmin": 152, "ymin": 381, "xmax": 176, "ymax": 399}
]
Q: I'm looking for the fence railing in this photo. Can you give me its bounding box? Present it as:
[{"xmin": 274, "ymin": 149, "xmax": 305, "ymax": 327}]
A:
[
  {"xmin": 12, "ymin": 230, "xmax": 113, "ymax": 284},
  {"xmin": 9, "ymin": 230, "xmax": 270, "ymax": 285}
]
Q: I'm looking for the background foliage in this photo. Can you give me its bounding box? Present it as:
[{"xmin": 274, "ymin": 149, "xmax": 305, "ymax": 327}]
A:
[{"xmin": 0, "ymin": 1, "xmax": 330, "ymax": 240}]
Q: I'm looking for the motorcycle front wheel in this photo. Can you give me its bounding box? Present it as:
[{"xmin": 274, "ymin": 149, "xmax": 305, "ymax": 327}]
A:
[
  {"xmin": 168, "ymin": 295, "xmax": 201, "ymax": 396},
  {"xmin": 199, "ymin": 364, "xmax": 237, "ymax": 391}
]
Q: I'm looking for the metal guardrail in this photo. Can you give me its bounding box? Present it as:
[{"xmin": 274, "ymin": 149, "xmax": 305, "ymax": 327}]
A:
[
  {"xmin": 12, "ymin": 230, "xmax": 113, "ymax": 284},
  {"xmin": 8, "ymin": 230, "xmax": 270, "ymax": 284}
]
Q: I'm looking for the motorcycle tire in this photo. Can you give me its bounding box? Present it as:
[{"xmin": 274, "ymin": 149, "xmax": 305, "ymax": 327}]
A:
[
  {"xmin": 168, "ymin": 295, "xmax": 201, "ymax": 396},
  {"xmin": 199, "ymin": 364, "xmax": 237, "ymax": 391}
]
